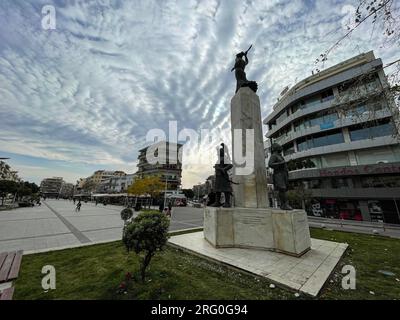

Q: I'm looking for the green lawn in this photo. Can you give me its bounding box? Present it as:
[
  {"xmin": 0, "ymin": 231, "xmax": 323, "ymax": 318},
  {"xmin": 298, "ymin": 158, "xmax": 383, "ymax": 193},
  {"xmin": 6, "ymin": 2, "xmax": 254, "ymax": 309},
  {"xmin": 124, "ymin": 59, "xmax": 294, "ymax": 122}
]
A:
[{"xmin": 13, "ymin": 228, "xmax": 400, "ymax": 300}]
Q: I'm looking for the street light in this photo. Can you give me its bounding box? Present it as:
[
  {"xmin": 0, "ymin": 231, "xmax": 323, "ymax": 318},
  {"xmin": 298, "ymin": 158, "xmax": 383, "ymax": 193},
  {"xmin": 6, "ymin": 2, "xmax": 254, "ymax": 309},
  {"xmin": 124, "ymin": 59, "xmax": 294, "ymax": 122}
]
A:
[
  {"xmin": 163, "ymin": 176, "xmax": 169, "ymax": 209},
  {"xmin": 197, "ymin": 182, "xmax": 202, "ymax": 202}
]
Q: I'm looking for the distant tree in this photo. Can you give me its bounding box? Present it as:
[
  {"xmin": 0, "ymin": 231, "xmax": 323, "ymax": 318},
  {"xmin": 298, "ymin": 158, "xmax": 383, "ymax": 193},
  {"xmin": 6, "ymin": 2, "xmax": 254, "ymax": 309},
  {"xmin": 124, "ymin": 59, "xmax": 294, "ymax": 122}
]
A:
[
  {"xmin": 314, "ymin": 0, "xmax": 399, "ymax": 75},
  {"xmin": 127, "ymin": 176, "xmax": 164, "ymax": 208},
  {"xmin": 182, "ymin": 189, "xmax": 195, "ymax": 199},
  {"xmin": 287, "ymin": 160, "xmax": 297, "ymax": 172},
  {"xmin": 287, "ymin": 186, "xmax": 313, "ymax": 210},
  {"xmin": 82, "ymin": 179, "xmax": 97, "ymax": 193},
  {"xmin": 0, "ymin": 180, "xmax": 18, "ymax": 206},
  {"xmin": 16, "ymin": 184, "xmax": 32, "ymax": 200},
  {"xmin": 122, "ymin": 211, "xmax": 170, "ymax": 282}
]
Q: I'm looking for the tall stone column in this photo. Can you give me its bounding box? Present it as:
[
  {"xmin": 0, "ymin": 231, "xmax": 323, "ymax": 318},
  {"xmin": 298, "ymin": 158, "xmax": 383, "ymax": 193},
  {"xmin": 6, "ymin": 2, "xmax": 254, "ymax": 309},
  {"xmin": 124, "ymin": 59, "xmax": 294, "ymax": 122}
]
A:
[{"xmin": 231, "ymin": 87, "xmax": 268, "ymax": 208}]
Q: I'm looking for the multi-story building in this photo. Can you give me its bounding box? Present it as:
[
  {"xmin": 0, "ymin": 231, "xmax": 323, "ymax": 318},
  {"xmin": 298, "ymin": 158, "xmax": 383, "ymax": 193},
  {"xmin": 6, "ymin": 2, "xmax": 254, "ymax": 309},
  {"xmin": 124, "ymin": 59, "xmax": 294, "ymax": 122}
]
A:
[
  {"xmin": 108, "ymin": 174, "xmax": 137, "ymax": 193},
  {"xmin": 40, "ymin": 177, "xmax": 64, "ymax": 198},
  {"xmin": 0, "ymin": 160, "xmax": 21, "ymax": 182},
  {"xmin": 91, "ymin": 170, "xmax": 126, "ymax": 186},
  {"xmin": 137, "ymin": 141, "xmax": 183, "ymax": 191},
  {"xmin": 59, "ymin": 182, "xmax": 75, "ymax": 198},
  {"xmin": 193, "ymin": 176, "xmax": 215, "ymax": 200},
  {"xmin": 264, "ymin": 51, "xmax": 400, "ymax": 224},
  {"xmin": 78, "ymin": 170, "xmax": 127, "ymax": 194}
]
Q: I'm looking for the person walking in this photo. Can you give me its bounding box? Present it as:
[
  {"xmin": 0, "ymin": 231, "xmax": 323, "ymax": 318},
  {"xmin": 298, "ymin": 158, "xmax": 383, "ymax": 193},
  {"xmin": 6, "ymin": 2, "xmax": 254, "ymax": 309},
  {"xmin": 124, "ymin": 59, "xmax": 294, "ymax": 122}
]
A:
[{"xmin": 75, "ymin": 200, "xmax": 81, "ymax": 212}]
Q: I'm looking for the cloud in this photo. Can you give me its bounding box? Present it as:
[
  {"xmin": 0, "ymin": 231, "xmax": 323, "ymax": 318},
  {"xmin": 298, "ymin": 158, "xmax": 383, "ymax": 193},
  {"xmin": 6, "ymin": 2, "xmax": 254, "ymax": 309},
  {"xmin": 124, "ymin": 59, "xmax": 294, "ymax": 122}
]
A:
[{"xmin": 0, "ymin": 0, "xmax": 398, "ymax": 187}]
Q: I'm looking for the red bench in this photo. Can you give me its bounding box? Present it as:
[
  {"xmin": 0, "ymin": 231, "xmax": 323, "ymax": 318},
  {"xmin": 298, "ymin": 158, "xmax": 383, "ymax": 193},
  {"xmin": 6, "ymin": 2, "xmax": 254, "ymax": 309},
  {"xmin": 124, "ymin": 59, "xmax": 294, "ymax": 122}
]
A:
[{"xmin": 0, "ymin": 251, "xmax": 23, "ymax": 300}]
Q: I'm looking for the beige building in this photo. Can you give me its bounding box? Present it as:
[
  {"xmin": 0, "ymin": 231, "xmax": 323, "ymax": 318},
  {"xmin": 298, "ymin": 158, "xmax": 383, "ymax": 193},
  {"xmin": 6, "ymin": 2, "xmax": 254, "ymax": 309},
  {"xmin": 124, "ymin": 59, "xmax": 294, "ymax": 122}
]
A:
[{"xmin": 77, "ymin": 170, "xmax": 127, "ymax": 194}]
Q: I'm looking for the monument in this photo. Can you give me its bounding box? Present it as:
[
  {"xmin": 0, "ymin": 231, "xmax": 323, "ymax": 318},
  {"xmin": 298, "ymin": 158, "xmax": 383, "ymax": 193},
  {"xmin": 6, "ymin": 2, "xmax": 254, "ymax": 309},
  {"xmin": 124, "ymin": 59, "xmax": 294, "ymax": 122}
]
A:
[
  {"xmin": 203, "ymin": 47, "xmax": 311, "ymax": 257},
  {"xmin": 209, "ymin": 143, "xmax": 234, "ymax": 208},
  {"xmin": 169, "ymin": 47, "xmax": 348, "ymax": 297}
]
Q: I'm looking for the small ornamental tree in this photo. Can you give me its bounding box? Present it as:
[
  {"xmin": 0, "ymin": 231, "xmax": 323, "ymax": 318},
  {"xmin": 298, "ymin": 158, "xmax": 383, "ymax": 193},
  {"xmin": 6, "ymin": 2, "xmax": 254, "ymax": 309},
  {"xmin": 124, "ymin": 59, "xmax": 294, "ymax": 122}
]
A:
[
  {"xmin": 120, "ymin": 208, "xmax": 133, "ymax": 224},
  {"xmin": 122, "ymin": 211, "xmax": 170, "ymax": 282}
]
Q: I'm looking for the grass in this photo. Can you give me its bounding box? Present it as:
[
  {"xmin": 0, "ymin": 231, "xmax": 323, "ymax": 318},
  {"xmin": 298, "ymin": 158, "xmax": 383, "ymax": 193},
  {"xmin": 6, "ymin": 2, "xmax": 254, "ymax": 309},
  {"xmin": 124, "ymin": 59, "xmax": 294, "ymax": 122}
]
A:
[{"xmin": 13, "ymin": 228, "xmax": 400, "ymax": 300}]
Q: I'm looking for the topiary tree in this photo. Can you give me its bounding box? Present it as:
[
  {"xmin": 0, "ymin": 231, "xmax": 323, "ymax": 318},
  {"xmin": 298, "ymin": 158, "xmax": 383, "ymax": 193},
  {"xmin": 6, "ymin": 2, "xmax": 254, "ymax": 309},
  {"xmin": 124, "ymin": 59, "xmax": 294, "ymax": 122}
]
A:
[
  {"xmin": 122, "ymin": 211, "xmax": 170, "ymax": 282},
  {"xmin": 120, "ymin": 208, "xmax": 133, "ymax": 224}
]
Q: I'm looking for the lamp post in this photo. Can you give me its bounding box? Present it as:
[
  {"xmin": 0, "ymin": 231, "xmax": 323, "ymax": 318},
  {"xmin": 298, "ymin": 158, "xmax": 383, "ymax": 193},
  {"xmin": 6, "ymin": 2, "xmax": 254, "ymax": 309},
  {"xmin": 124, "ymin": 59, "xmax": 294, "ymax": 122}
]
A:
[
  {"xmin": 163, "ymin": 176, "xmax": 168, "ymax": 209},
  {"xmin": 197, "ymin": 182, "xmax": 202, "ymax": 202}
]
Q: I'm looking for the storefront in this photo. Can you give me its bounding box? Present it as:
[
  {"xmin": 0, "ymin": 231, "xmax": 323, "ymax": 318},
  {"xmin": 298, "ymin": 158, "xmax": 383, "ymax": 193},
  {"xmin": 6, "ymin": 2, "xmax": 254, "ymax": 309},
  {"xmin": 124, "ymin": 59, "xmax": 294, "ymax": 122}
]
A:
[{"xmin": 307, "ymin": 198, "xmax": 400, "ymax": 224}]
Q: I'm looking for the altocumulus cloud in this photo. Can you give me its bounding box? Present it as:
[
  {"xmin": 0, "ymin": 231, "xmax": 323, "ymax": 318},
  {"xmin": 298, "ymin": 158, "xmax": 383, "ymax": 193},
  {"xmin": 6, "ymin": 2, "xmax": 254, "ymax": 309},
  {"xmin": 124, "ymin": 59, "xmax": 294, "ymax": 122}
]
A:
[{"xmin": 0, "ymin": 0, "xmax": 398, "ymax": 187}]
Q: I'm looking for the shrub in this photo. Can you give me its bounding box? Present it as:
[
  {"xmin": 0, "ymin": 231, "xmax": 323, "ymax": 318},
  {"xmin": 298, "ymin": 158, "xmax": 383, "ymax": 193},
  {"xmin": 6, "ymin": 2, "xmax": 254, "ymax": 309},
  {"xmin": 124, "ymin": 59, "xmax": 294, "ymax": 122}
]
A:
[
  {"xmin": 120, "ymin": 208, "xmax": 133, "ymax": 223},
  {"xmin": 122, "ymin": 211, "xmax": 170, "ymax": 282}
]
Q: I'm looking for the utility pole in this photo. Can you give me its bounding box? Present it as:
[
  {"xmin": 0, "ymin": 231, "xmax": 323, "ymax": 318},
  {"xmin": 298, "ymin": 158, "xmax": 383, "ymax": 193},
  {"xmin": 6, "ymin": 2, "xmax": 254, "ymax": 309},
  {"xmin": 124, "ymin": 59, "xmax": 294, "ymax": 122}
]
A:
[{"xmin": 163, "ymin": 176, "xmax": 168, "ymax": 209}]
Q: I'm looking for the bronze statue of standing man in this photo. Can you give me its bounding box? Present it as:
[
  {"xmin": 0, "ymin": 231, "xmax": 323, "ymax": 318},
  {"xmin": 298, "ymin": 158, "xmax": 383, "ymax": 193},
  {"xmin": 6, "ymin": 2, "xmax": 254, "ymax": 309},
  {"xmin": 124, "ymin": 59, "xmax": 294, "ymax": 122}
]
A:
[
  {"xmin": 231, "ymin": 45, "xmax": 258, "ymax": 94},
  {"xmin": 268, "ymin": 143, "xmax": 293, "ymax": 211}
]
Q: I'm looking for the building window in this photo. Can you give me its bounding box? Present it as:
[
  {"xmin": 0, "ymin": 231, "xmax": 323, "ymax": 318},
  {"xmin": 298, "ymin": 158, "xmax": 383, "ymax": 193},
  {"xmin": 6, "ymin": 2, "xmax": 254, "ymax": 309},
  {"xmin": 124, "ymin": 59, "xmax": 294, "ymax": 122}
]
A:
[
  {"xmin": 294, "ymin": 111, "xmax": 338, "ymax": 132},
  {"xmin": 297, "ymin": 130, "xmax": 344, "ymax": 152},
  {"xmin": 320, "ymin": 89, "xmax": 335, "ymax": 102},
  {"xmin": 283, "ymin": 143, "xmax": 295, "ymax": 156},
  {"xmin": 349, "ymin": 120, "xmax": 394, "ymax": 141}
]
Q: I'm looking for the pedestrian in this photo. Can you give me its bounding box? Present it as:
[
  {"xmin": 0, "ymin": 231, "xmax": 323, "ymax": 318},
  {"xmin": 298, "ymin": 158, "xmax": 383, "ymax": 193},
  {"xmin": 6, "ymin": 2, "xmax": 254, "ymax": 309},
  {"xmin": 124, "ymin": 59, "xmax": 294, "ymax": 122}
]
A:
[
  {"xmin": 75, "ymin": 200, "xmax": 81, "ymax": 212},
  {"xmin": 166, "ymin": 202, "xmax": 172, "ymax": 218},
  {"xmin": 159, "ymin": 201, "xmax": 164, "ymax": 213}
]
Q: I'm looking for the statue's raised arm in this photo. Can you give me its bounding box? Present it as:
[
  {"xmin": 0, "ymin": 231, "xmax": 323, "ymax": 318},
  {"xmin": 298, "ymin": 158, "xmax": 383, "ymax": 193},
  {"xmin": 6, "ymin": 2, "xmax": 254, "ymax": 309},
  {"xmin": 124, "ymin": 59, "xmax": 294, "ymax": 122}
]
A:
[{"xmin": 232, "ymin": 45, "xmax": 258, "ymax": 94}]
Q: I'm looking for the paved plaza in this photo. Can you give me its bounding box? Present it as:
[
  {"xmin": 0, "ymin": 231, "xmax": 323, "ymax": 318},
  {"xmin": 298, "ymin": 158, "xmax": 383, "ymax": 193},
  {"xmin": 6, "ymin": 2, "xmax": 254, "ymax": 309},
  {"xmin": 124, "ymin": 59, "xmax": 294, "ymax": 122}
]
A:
[
  {"xmin": 1, "ymin": 200, "xmax": 398, "ymax": 254},
  {"xmin": 0, "ymin": 200, "xmax": 203, "ymax": 253}
]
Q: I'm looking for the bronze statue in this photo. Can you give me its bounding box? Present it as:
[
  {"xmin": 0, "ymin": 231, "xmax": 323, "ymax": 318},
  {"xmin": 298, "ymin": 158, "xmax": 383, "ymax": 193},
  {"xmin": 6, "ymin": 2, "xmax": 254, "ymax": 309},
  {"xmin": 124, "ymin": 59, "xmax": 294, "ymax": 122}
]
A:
[
  {"xmin": 268, "ymin": 143, "xmax": 293, "ymax": 211},
  {"xmin": 231, "ymin": 45, "xmax": 258, "ymax": 94},
  {"xmin": 210, "ymin": 143, "xmax": 233, "ymax": 208}
]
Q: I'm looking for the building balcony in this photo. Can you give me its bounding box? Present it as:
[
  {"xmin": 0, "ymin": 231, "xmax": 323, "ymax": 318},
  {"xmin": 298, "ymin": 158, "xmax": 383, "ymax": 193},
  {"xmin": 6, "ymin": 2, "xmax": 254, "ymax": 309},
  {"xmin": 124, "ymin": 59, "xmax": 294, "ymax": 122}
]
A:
[
  {"xmin": 284, "ymin": 135, "xmax": 399, "ymax": 162},
  {"xmin": 289, "ymin": 161, "xmax": 400, "ymax": 180},
  {"xmin": 264, "ymin": 57, "xmax": 383, "ymax": 126},
  {"xmin": 273, "ymin": 108, "xmax": 392, "ymax": 147}
]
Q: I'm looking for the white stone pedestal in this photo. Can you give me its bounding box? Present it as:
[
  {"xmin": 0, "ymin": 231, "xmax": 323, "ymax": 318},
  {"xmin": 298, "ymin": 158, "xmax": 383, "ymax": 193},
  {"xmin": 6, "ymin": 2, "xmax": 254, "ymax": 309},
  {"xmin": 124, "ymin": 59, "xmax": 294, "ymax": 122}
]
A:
[
  {"xmin": 204, "ymin": 207, "xmax": 311, "ymax": 257},
  {"xmin": 231, "ymin": 87, "xmax": 269, "ymax": 208}
]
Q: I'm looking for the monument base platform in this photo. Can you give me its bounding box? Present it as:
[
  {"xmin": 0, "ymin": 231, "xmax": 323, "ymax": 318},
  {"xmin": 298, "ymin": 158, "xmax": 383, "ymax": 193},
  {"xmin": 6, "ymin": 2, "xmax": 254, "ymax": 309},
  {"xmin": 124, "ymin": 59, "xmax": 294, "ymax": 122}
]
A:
[
  {"xmin": 169, "ymin": 232, "xmax": 348, "ymax": 297},
  {"xmin": 204, "ymin": 207, "xmax": 311, "ymax": 257}
]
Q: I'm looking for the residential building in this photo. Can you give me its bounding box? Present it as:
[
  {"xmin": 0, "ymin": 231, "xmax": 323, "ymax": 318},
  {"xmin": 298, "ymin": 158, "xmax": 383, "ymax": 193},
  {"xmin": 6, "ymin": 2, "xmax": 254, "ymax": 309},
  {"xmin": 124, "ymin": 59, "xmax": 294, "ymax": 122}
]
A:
[
  {"xmin": 40, "ymin": 177, "xmax": 64, "ymax": 198},
  {"xmin": 59, "ymin": 182, "xmax": 75, "ymax": 198},
  {"xmin": 108, "ymin": 174, "xmax": 137, "ymax": 193},
  {"xmin": 91, "ymin": 170, "xmax": 126, "ymax": 186},
  {"xmin": 78, "ymin": 170, "xmax": 127, "ymax": 194},
  {"xmin": 193, "ymin": 176, "xmax": 215, "ymax": 200},
  {"xmin": 264, "ymin": 51, "xmax": 400, "ymax": 224},
  {"xmin": 137, "ymin": 141, "xmax": 183, "ymax": 191}
]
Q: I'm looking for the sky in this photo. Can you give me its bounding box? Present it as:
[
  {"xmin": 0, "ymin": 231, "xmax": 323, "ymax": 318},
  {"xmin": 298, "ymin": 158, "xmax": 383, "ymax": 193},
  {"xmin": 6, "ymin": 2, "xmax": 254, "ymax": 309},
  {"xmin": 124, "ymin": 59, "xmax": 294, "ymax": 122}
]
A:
[{"xmin": 0, "ymin": 0, "xmax": 398, "ymax": 188}]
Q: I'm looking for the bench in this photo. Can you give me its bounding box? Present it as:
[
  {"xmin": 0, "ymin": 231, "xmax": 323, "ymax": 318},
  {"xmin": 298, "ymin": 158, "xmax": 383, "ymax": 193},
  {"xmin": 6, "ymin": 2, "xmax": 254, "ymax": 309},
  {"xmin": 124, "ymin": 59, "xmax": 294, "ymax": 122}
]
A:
[
  {"xmin": 0, "ymin": 287, "xmax": 14, "ymax": 300},
  {"xmin": 0, "ymin": 251, "xmax": 23, "ymax": 300}
]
